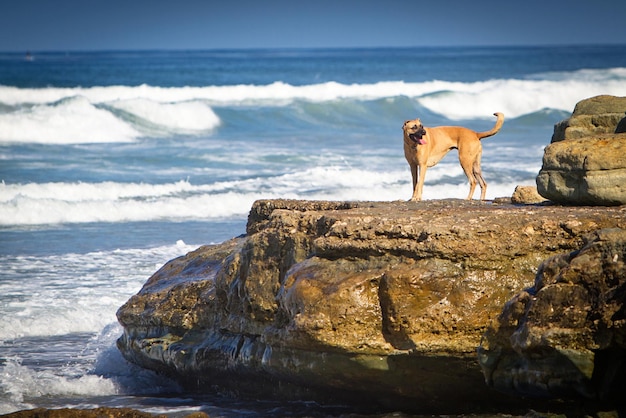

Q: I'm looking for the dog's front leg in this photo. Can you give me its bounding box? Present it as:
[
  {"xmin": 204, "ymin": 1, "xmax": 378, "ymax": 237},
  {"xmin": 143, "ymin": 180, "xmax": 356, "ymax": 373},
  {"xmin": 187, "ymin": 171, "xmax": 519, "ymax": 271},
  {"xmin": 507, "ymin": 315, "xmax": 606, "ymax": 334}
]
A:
[
  {"xmin": 411, "ymin": 164, "xmax": 427, "ymax": 201},
  {"xmin": 409, "ymin": 162, "xmax": 420, "ymax": 201}
]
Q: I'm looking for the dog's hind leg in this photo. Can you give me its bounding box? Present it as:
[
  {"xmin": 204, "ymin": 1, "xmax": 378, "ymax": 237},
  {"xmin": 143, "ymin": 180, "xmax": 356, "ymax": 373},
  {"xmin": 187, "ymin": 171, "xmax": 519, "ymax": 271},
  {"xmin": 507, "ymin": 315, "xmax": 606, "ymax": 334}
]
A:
[
  {"xmin": 461, "ymin": 164, "xmax": 477, "ymax": 200},
  {"xmin": 459, "ymin": 143, "xmax": 486, "ymax": 200},
  {"xmin": 472, "ymin": 153, "xmax": 487, "ymax": 200},
  {"xmin": 460, "ymin": 157, "xmax": 486, "ymax": 200},
  {"xmin": 461, "ymin": 164, "xmax": 487, "ymax": 200},
  {"xmin": 474, "ymin": 167, "xmax": 487, "ymax": 200}
]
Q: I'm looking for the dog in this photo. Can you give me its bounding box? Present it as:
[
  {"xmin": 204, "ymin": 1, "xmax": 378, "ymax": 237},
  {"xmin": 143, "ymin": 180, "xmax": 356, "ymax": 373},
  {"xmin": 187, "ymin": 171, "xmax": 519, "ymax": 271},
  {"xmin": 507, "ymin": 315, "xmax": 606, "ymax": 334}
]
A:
[{"xmin": 403, "ymin": 112, "xmax": 504, "ymax": 201}]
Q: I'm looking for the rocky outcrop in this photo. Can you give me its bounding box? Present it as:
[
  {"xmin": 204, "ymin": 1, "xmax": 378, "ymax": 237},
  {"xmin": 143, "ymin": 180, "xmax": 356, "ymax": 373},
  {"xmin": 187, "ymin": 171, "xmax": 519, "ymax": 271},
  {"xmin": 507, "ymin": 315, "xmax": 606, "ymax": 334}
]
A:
[
  {"xmin": 116, "ymin": 199, "xmax": 626, "ymax": 413},
  {"xmin": 551, "ymin": 95, "xmax": 626, "ymax": 142},
  {"xmin": 536, "ymin": 95, "xmax": 626, "ymax": 205},
  {"xmin": 479, "ymin": 228, "xmax": 626, "ymax": 402}
]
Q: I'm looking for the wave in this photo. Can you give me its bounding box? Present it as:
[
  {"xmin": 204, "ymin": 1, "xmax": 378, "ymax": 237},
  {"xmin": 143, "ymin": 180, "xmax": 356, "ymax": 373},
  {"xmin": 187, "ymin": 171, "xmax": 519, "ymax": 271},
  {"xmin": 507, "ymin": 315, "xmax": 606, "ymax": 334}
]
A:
[
  {"xmin": 0, "ymin": 242, "xmax": 190, "ymax": 412},
  {"xmin": 0, "ymin": 162, "xmax": 539, "ymax": 226},
  {"xmin": 0, "ymin": 240, "xmax": 199, "ymax": 340},
  {"xmin": 0, "ymin": 95, "xmax": 220, "ymax": 144},
  {"xmin": 0, "ymin": 327, "xmax": 184, "ymax": 414},
  {"xmin": 418, "ymin": 67, "xmax": 626, "ymax": 119},
  {"xmin": 104, "ymin": 98, "xmax": 221, "ymax": 134},
  {"xmin": 0, "ymin": 96, "xmax": 141, "ymax": 144},
  {"xmin": 1, "ymin": 67, "xmax": 623, "ymax": 144}
]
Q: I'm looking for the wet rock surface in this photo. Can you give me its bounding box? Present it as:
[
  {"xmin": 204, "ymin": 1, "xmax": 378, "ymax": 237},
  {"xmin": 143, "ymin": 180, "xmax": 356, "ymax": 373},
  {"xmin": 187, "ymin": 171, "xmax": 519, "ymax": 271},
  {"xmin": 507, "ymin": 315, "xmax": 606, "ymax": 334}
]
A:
[
  {"xmin": 479, "ymin": 228, "xmax": 626, "ymax": 402},
  {"xmin": 116, "ymin": 199, "xmax": 626, "ymax": 413}
]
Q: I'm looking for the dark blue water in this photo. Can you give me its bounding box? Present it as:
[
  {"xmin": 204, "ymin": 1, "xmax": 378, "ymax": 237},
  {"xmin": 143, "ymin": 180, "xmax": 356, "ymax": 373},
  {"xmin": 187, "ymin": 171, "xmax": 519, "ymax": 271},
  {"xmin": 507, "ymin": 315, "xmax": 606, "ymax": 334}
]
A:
[{"xmin": 3, "ymin": 45, "xmax": 626, "ymax": 87}]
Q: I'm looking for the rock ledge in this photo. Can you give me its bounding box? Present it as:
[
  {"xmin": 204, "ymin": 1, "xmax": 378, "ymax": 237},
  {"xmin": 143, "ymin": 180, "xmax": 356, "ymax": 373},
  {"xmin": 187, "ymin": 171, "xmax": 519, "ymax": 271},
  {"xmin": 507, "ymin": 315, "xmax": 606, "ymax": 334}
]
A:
[{"xmin": 117, "ymin": 199, "xmax": 626, "ymax": 413}]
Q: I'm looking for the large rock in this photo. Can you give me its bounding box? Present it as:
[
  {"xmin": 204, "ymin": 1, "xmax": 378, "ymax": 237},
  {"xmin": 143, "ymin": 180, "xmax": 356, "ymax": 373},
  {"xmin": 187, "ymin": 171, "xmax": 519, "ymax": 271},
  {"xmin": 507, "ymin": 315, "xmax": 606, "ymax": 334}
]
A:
[
  {"xmin": 116, "ymin": 199, "xmax": 626, "ymax": 413},
  {"xmin": 551, "ymin": 95, "xmax": 626, "ymax": 142},
  {"xmin": 537, "ymin": 95, "xmax": 626, "ymax": 205},
  {"xmin": 479, "ymin": 228, "xmax": 626, "ymax": 402},
  {"xmin": 536, "ymin": 133, "xmax": 626, "ymax": 205}
]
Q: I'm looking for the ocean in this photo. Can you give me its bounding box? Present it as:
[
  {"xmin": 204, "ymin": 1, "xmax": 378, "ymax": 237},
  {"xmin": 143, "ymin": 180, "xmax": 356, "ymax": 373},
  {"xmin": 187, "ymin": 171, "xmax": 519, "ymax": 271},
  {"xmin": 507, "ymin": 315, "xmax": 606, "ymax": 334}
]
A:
[{"xmin": 1, "ymin": 45, "xmax": 626, "ymax": 416}]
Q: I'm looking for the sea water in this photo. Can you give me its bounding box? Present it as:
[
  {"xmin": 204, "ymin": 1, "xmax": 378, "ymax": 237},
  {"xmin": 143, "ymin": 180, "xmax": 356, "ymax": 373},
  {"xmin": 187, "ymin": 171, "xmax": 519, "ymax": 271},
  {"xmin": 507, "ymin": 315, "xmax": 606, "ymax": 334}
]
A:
[{"xmin": 1, "ymin": 45, "xmax": 626, "ymax": 416}]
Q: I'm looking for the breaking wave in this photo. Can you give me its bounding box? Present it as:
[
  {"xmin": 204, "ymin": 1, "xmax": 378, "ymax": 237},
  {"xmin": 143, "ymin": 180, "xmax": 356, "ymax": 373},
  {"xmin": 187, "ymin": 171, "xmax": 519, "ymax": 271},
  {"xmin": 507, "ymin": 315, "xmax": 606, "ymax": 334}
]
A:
[{"xmin": 0, "ymin": 67, "xmax": 624, "ymax": 144}]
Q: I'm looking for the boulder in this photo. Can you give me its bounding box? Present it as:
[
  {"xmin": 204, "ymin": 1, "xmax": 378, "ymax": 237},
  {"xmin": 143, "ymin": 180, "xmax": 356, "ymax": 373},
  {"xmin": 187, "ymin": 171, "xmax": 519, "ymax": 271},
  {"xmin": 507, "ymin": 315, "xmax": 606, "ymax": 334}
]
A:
[
  {"xmin": 511, "ymin": 185, "xmax": 547, "ymax": 204},
  {"xmin": 536, "ymin": 95, "xmax": 626, "ymax": 205},
  {"xmin": 479, "ymin": 228, "xmax": 626, "ymax": 402},
  {"xmin": 536, "ymin": 133, "xmax": 626, "ymax": 205},
  {"xmin": 116, "ymin": 199, "xmax": 626, "ymax": 413},
  {"xmin": 551, "ymin": 95, "xmax": 626, "ymax": 142}
]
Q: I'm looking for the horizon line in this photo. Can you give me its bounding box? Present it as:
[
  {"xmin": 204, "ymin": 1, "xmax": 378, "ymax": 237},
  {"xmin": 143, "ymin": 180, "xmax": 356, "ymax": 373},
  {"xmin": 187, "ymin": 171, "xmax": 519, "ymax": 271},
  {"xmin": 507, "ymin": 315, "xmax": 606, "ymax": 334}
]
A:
[{"xmin": 3, "ymin": 42, "xmax": 626, "ymax": 55}]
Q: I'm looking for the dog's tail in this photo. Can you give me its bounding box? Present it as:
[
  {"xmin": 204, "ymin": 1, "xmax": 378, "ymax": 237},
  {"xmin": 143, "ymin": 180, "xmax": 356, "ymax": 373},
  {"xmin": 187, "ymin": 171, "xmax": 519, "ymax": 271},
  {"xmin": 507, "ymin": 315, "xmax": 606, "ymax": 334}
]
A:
[{"xmin": 477, "ymin": 112, "xmax": 504, "ymax": 139}]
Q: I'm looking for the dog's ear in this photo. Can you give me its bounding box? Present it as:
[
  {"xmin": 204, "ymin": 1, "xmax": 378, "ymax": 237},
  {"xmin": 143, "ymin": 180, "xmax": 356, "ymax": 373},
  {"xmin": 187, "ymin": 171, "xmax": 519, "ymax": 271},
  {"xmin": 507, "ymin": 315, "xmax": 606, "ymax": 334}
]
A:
[{"xmin": 403, "ymin": 120, "xmax": 410, "ymax": 128}]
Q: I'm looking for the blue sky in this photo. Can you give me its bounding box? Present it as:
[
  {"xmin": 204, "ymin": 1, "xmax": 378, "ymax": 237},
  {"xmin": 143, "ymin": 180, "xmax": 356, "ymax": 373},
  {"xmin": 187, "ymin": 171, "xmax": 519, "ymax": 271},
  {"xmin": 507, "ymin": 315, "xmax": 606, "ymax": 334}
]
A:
[{"xmin": 2, "ymin": 0, "xmax": 625, "ymax": 51}]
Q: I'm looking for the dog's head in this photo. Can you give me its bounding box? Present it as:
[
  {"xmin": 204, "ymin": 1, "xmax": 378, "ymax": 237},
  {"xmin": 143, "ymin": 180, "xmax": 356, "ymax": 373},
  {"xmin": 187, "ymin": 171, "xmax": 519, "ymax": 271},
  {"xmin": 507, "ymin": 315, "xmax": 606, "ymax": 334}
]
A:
[{"xmin": 403, "ymin": 119, "xmax": 427, "ymax": 145}]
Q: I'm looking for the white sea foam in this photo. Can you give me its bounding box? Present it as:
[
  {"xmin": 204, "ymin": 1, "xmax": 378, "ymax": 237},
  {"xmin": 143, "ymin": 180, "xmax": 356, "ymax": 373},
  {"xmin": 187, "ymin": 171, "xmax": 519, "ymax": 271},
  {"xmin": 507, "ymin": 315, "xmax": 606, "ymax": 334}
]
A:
[
  {"xmin": 0, "ymin": 324, "xmax": 184, "ymax": 414},
  {"xmin": 107, "ymin": 98, "xmax": 221, "ymax": 132},
  {"xmin": 0, "ymin": 180, "xmax": 197, "ymax": 202},
  {"xmin": 0, "ymin": 356, "xmax": 116, "ymax": 415},
  {"xmin": 0, "ymin": 241, "xmax": 198, "ymax": 340},
  {"xmin": 3, "ymin": 68, "xmax": 625, "ymax": 109},
  {"xmin": 0, "ymin": 67, "xmax": 624, "ymax": 144},
  {"xmin": 0, "ymin": 169, "xmax": 410, "ymax": 226},
  {"xmin": 0, "ymin": 160, "xmax": 539, "ymax": 226},
  {"xmin": 0, "ymin": 96, "xmax": 140, "ymax": 144},
  {"xmin": 0, "ymin": 241, "xmax": 196, "ymax": 413},
  {"xmin": 418, "ymin": 76, "xmax": 626, "ymax": 119},
  {"xmin": 0, "ymin": 357, "xmax": 117, "ymax": 399}
]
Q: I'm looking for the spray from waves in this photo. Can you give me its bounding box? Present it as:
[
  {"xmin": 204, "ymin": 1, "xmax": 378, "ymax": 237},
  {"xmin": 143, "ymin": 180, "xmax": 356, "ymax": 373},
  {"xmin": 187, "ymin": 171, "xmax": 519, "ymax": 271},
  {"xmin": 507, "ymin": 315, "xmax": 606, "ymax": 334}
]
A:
[
  {"xmin": 0, "ymin": 180, "xmax": 267, "ymax": 225},
  {"xmin": 104, "ymin": 98, "xmax": 221, "ymax": 134},
  {"xmin": 3, "ymin": 67, "xmax": 625, "ymax": 108},
  {"xmin": 418, "ymin": 67, "xmax": 626, "ymax": 119},
  {"xmin": 0, "ymin": 240, "xmax": 199, "ymax": 340},
  {"xmin": 0, "ymin": 239, "xmax": 198, "ymax": 414},
  {"xmin": 0, "ymin": 357, "xmax": 117, "ymax": 410},
  {"xmin": 0, "ymin": 67, "xmax": 624, "ymax": 144},
  {"xmin": 0, "ymin": 161, "xmax": 540, "ymax": 226},
  {"xmin": 0, "ymin": 96, "xmax": 141, "ymax": 144},
  {"xmin": 0, "ymin": 325, "xmax": 184, "ymax": 415},
  {"xmin": 0, "ymin": 170, "xmax": 397, "ymax": 225},
  {"xmin": 0, "ymin": 168, "xmax": 414, "ymax": 226},
  {"xmin": 0, "ymin": 96, "xmax": 221, "ymax": 144},
  {"xmin": 0, "ymin": 180, "xmax": 199, "ymax": 202}
]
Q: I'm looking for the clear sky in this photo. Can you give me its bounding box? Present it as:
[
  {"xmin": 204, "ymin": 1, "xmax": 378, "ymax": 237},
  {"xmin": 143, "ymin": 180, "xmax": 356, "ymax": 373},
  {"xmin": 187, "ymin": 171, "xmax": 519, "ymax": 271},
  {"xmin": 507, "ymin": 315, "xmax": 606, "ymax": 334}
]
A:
[{"xmin": 1, "ymin": 0, "xmax": 625, "ymax": 52}]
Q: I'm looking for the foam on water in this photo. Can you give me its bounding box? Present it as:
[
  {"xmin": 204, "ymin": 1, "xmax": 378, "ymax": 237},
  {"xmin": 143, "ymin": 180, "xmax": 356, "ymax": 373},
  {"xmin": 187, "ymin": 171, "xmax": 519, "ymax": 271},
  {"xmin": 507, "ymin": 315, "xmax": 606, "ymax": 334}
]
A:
[
  {"xmin": 106, "ymin": 99, "xmax": 221, "ymax": 133},
  {"xmin": 0, "ymin": 323, "xmax": 184, "ymax": 415},
  {"xmin": 418, "ymin": 74, "xmax": 626, "ymax": 119},
  {"xmin": 0, "ymin": 241, "xmax": 198, "ymax": 340},
  {"xmin": 0, "ymin": 159, "xmax": 539, "ymax": 226},
  {"xmin": 0, "ymin": 96, "xmax": 140, "ymax": 144},
  {"xmin": 0, "ymin": 67, "xmax": 624, "ymax": 144},
  {"xmin": 1, "ymin": 357, "xmax": 117, "ymax": 404},
  {"xmin": 0, "ymin": 241, "xmax": 198, "ymax": 414}
]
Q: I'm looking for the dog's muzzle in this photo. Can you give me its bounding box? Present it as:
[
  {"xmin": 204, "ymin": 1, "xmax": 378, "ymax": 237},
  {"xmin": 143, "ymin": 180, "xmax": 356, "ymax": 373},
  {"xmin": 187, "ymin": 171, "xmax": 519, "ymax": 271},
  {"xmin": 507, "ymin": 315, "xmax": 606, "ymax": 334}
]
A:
[{"xmin": 409, "ymin": 126, "xmax": 427, "ymax": 144}]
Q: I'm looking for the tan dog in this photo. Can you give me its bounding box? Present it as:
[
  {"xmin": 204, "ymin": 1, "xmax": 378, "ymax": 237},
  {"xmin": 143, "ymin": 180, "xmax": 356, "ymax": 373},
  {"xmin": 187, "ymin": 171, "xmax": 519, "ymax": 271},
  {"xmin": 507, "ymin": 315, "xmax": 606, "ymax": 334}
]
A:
[{"xmin": 403, "ymin": 112, "xmax": 504, "ymax": 201}]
